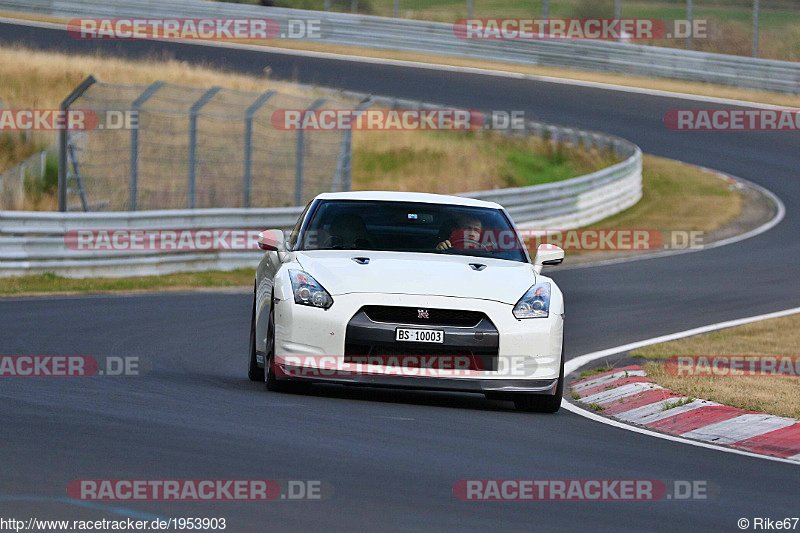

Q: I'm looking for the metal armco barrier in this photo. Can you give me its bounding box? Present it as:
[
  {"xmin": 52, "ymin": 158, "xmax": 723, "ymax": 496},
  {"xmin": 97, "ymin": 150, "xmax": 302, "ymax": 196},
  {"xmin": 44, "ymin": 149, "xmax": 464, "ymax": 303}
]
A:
[{"xmin": 1, "ymin": 0, "xmax": 799, "ymax": 94}]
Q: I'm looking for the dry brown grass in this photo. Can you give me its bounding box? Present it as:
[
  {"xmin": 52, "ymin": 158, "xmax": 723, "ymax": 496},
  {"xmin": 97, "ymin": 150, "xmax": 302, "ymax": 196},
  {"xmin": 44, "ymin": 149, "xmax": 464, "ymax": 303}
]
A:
[
  {"xmin": 633, "ymin": 313, "xmax": 800, "ymax": 419},
  {"xmin": 0, "ymin": 45, "xmax": 313, "ymax": 110}
]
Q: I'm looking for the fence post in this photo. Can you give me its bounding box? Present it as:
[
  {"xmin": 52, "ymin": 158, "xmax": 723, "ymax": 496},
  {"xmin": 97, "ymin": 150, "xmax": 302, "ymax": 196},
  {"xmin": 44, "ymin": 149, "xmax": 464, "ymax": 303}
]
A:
[
  {"xmin": 686, "ymin": 0, "xmax": 693, "ymax": 49},
  {"xmin": 129, "ymin": 81, "xmax": 165, "ymax": 211},
  {"xmin": 243, "ymin": 90, "xmax": 276, "ymax": 208},
  {"xmin": 295, "ymin": 98, "xmax": 327, "ymax": 206},
  {"xmin": 333, "ymin": 97, "xmax": 372, "ymax": 192},
  {"xmin": 752, "ymin": 0, "xmax": 760, "ymax": 58},
  {"xmin": 187, "ymin": 87, "xmax": 222, "ymax": 209},
  {"xmin": 58, "ymin": 75, "xmax": 96, "ymax": 212}
]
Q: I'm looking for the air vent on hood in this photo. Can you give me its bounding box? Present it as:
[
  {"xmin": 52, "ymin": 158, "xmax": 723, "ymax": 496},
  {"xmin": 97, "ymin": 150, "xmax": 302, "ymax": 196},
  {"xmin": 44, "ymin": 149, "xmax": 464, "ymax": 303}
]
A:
[
  {"xmin": 469, "ymin": 263, "xmax": 486, "ymax": 271},
  {"xmin": 352, "ymin": 257, "xmax": 370, "ymax": 264}
]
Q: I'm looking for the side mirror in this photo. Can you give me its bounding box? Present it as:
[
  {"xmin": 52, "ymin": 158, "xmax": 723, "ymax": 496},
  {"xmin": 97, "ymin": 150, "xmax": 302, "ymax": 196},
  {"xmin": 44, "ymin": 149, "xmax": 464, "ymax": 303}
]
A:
[
  {"xmin": 258, "ymin": 229, "xmax": 285, "ymax": 251},
  {"xmin": 533, "ymin": 243, "xmax": 564, "ymax": 274}
]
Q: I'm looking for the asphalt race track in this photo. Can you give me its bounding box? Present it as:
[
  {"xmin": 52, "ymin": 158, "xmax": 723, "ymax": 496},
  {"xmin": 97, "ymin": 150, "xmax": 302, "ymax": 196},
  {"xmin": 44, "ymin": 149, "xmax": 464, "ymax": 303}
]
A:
[{"xmin": 1, "ymin": 21, "xmax": 799, "ymax": 531}]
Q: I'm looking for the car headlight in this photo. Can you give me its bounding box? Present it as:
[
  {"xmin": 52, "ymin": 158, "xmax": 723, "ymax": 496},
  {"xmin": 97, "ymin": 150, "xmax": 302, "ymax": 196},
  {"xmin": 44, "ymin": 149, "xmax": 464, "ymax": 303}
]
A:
[
  {"xmin": 289, "ymin": 270, "xmax": 333, "ymax": 309},
  {"xmin": 512, "ymin": 282, "xmax": 550, "ymax": 319}
]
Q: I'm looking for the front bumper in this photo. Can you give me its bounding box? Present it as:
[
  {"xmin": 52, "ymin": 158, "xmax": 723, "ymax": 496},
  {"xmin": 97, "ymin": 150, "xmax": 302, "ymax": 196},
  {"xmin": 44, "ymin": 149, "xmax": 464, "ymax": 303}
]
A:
[{"xmin": 273, "ymin": 292, "xmax": 563, "ymax": 393}]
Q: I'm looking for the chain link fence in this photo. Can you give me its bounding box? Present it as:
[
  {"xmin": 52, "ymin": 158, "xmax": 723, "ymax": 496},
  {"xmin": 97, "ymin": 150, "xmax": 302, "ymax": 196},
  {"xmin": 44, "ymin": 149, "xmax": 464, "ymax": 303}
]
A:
[{"xmin": 63, "ymin": 78, "xmax": 360, "ymax": 211}]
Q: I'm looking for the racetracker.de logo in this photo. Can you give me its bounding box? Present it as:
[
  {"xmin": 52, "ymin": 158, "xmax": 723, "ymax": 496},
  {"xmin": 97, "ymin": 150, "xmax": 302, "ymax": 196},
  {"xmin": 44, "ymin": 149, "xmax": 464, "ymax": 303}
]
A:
[
  {"xmin": 275, "ymin": 355, "xmax": 487, "ymax": 378},
  {"xmin": 0, "ymin": 356, "xmax": 142, "ymax": 377},
  {"xmin": 67, "ymin": 18, "xmax": 281, "ymax": 40},
  {"xmin": 270, "ymin": 109, "xmax": 485, "ymax": 131},
  {"xmin": 441, "ymin": 229, "xmax": 702, "ymax": 252},
  {"xmin": 65, "ymin": 229, "xmax": 270, "ymax": 251},
  {"xmin": 0, "ymin": 109, "xmax": 138, "ymax": 131},
  {"xmin": 453, "ymin": 479, "xmax": 711, "ymax": 500},
  {"xmin": 454, "ymin": 18, "xmax": 668, "ymax": 40},
  {"xmin": 664, "ymin": 355, "xmax": 800, "ymax": 377},
  {"xmin": 664, "ymin": 109, "xmax": 800, "ymax": 131},
  {"xmin": 67, "ymin": 480, "xmax": 329, "ymax": 501}
]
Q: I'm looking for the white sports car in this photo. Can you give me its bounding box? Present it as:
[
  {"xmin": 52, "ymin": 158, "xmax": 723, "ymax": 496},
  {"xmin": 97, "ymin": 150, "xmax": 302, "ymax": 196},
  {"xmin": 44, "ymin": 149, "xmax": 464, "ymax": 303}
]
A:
[{"xmin": 247, "ymin": 191, "xmax": 566, "ymax": 412}]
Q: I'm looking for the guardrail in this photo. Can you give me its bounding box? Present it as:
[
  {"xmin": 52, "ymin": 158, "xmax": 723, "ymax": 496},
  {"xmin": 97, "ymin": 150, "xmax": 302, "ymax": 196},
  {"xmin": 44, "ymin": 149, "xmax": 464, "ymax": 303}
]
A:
[
  {"xmin": 2, "ymin": 0, "xmax": 799, "ymax": 94},
  {"xmin": 0, "ymin": 113, "xmax": 640, "ymax": 277}
]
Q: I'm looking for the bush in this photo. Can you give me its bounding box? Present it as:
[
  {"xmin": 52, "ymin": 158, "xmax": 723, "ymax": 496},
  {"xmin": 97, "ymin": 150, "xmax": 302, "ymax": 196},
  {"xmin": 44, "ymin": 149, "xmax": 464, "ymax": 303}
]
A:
[
  {"xmin": 21, "ymin": 154, "xmax": 58, "ymax": 209},
  {"xmin": 0, "ymin": 132, "xmax": 43, "ymax": 174}
]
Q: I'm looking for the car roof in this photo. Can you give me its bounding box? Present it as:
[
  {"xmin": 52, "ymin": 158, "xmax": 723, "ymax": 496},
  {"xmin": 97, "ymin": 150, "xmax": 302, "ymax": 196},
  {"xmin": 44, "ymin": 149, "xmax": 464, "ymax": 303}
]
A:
[{"xmin": 313, "ymin": 191, "xmax": 503, "ymax": 210}]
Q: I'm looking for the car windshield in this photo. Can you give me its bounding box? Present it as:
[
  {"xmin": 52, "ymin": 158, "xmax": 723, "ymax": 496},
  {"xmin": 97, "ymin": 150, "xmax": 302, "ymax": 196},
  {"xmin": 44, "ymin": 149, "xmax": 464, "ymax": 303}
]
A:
[{"xmin": 298, "ymin": 200, "xmax": 528, "ymax": 263}]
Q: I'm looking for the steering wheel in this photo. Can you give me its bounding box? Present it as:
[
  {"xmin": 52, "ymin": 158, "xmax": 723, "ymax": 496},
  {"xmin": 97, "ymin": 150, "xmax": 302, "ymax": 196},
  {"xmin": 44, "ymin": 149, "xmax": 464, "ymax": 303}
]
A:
[{"xmin": 446, "ymin": 237, "xmax": 489, "ymax": 252}]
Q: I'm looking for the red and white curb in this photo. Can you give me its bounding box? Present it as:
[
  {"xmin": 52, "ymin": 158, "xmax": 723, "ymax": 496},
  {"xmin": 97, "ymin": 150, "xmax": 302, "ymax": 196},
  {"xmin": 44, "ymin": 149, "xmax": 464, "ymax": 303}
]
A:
[{"xmin": 570, "ymin": 365, "xmax": 800, "ymax": 463}]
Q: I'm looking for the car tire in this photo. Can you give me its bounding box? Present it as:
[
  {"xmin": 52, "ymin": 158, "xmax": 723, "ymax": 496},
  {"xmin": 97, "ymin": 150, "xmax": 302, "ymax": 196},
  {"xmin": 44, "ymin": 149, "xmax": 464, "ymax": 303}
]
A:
[
  {"xmin": 265, "ymin": 301, "xmax": 311, "ymax": 394},
  {"xmin": 513, "ymin": 348, "xmax": 564, "ymax": 413},
  {"xmin": 247, "ymin": 298, "xmax": 265, "ymax": 382}
]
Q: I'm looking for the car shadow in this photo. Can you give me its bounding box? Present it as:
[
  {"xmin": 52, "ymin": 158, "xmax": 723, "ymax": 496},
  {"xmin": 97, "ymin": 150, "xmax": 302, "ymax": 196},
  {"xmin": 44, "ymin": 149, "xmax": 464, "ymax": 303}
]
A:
[{"xmin": 284, "ymin": 382, "xmax": 522, "ymax": 412}]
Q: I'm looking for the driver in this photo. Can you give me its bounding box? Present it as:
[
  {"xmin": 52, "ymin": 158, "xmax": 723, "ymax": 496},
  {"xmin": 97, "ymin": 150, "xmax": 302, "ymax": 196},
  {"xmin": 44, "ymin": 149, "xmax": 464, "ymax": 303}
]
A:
[{"xmin": 435, "ymin": 215, "xmax": 482, "ymax": 251}]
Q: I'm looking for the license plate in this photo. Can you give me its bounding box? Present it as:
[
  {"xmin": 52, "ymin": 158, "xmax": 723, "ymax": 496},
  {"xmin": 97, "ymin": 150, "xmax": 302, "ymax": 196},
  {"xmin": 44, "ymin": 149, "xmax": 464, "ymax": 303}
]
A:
[{"xmin": 395, "ymin": 328, "xmax": 444, "ymax": 343}]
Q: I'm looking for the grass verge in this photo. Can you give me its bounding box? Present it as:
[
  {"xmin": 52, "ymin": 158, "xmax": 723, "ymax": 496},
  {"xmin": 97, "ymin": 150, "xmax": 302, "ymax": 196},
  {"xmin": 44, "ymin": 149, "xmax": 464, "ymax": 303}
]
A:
[
  {"xmin": 588, "ymin": 156, "xmax": 741, "ymax": 233},
  {"xmin": 631, "ymin": 313, "xmax": 800, "ymax": 419},
  {"xmin": 0, "ymin": 270, "xmax": 255, "ymax": 296},
  {"xmin": 352, "ymin": 130, "xmax": 616, "ymax": 194},
  {"xmin": 544, "ymin": 154, "xmax": 743, "ymax": 261}
]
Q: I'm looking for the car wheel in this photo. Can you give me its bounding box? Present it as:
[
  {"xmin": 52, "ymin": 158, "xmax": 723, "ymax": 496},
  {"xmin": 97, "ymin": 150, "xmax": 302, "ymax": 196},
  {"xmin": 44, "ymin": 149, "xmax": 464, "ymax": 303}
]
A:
[
  {"xmin": 247, "ymin": 298, "xmax": 264, "ymax": 382},
  {"xmin": 265, "ymin": 301, "xmax": 311, "ymax": 394},
  {"xmin": 513, "ymin": 348, "xmax": 564, "ymax": 413}
]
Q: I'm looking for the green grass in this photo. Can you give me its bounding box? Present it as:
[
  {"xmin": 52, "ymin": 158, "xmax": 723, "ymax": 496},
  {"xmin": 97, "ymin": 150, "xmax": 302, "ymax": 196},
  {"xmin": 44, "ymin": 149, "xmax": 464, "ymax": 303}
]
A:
[
  {"xmin": 579, "ymin": 363, "xmax": 615, "ymax": 379},
  {"xmin": 0, "ymin": 270, "xmax": 255, "ymax": 295},
  {"xmin": 356, "ymin": 146, "xmax": 444, "ymax": 177},
  {"xmin": 662, "ymin": 397, "xmax": 694, "ymax": 410},
  {"xmin": 498, "ymin": 146, "xmax": 576, "ymax": 187}
]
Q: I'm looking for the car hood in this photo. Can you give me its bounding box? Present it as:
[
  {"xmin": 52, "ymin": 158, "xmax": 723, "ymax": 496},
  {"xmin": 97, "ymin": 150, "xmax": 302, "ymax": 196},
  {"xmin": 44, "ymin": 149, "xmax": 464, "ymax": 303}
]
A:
[{"xmin": 294, "ymin": 250, "xmax": 536, "ymax": 305}]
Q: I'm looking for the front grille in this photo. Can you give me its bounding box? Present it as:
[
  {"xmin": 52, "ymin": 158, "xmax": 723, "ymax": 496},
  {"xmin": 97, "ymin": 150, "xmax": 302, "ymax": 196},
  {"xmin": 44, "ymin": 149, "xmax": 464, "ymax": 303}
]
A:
[
  {"xmin": 345, "ymin": 344, "xmax": 475, "ymax": 357},
  {"xmin": 361, "ymin": 306, "xmax": 485, "ymax": 327}
]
